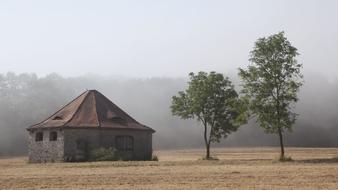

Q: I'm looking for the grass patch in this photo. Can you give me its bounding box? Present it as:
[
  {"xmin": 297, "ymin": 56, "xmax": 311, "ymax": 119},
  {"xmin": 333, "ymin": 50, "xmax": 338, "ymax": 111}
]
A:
[
  {"xmin": 200, "ymin": 156, "xmax": 219, "ymax": 161},
  {"xmin": 279, "ymin": 156, "xmax": 294, "ymax": 162},
  {"xmin": 298, "ymin": 157, "xmax": 338, "ymax": 164}
]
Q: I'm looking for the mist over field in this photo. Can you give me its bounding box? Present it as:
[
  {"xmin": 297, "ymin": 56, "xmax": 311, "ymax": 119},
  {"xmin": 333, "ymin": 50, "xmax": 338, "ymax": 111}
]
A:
[
  {"xmin": 0, "ymin": 0, "xmax": 338, "ymax": 156},
  {"xmin": 0, "ymin": 71, "xmax": 337, "ymax": 156},
  {"xmin": 1, "ymin": 1, "xmax": 338, "ymax": 190}
]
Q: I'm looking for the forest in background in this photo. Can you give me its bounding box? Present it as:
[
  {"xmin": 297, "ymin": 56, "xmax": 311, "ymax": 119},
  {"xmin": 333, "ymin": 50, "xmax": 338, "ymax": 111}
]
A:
[{"xmin": 0, "ymin": 71, "xmax": 338, "ymax": 155}]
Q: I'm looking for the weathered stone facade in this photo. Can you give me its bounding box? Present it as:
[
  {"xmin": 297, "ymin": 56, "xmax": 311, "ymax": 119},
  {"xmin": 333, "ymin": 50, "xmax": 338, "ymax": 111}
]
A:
[
  {"xmin": 28, "ymin": 129, "xmax": 64, "ymax": 163},
  {"xmin": 28, "ymin": 128, "xmax": 153, "ymax": 163}
]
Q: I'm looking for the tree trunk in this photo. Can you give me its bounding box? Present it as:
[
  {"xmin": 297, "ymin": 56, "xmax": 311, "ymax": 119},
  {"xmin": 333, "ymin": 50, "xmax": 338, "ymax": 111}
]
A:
[
  {"xmin": 278, "ymin": 127, "xmax": 285, "ymax": 160},
  {"xmin": 206, "ymin": 143, "xmax": 210, "ymax": 159},
  {"xmin": 276, "ymin": 87, "xmax": 285, "ymax": 160},
  {"xmin": 203, "ymin": 123, "xmax": 210, "ymax": 159}
]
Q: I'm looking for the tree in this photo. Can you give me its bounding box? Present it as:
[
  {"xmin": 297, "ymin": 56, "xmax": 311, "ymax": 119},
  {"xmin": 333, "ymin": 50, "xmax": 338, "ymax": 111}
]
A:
[
  {"xmin": 171, "ymin": 71, "xmax": 246, "ymax": 159},
  {"xmin": 239, "ymin": 32, "xmax": 303, "ymax": 160}
]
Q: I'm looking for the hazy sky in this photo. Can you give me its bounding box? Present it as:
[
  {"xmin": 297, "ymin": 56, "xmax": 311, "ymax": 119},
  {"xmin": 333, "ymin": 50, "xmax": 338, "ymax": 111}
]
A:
[{"xmin": 0, "ymin": 0, "xmax": 337, "ymax": 78}]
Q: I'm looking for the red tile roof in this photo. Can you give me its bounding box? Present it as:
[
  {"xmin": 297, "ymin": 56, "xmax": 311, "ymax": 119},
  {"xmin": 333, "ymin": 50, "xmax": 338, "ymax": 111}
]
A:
[{"xmin": 27, "ymin": 90, "xmax": 155, "ymax": 132}]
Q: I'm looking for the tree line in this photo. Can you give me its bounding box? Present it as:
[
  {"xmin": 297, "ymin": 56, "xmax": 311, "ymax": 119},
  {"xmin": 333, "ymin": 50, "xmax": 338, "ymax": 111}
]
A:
[{"xmin": 1, "ymin": 33, "xmax": 338, "ymax": 157}]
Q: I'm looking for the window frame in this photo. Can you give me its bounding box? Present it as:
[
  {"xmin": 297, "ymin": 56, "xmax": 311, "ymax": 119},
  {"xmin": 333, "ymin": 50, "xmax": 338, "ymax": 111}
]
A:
[
  {"xmin": 49, "ymin": 131, "xmax": 58, "ymax": 141},
  {"xmin": 110, "ymin": 117, "xmax": 127, "ymax": 125},
  {"xmin": 115, "ymin": 136, "xmax": 134, "ymax": 151},
  {"xmin": 35, "ymin": 132, "xmax": 43, "ymax": 142}
]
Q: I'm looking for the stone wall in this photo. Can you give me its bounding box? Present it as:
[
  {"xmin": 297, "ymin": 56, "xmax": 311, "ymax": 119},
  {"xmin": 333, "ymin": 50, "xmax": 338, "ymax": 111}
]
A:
[
  {"xmin": 27, "ymin": 129, "xmax": 64, "ymax": 163},
  {"xmin": 63, "ymin": 129, "xmax": 153, "ymax": 161},
  {"xmin": 28, "ymin": 128, "xmax": 153, "ymax": 162}
]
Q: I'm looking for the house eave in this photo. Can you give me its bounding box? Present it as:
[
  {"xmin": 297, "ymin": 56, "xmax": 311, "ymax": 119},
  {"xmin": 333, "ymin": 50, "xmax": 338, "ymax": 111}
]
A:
[{"xmin": 27, "ymin": 126, "xmax": 155, "ymax": 133}]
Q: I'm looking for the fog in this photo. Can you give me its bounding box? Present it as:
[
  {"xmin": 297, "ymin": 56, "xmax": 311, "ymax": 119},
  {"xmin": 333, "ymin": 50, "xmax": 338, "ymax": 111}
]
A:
[
  {"xmin": 1, "ymin": 0, "xmax": 338, "ymax": 78},
  {"xmin": 0, "ymin": 0, "xmax": 338, "ymax": 155},
  {"xmin": 0, "ymin": 71, "xmax": 337, "ymax": 156}
]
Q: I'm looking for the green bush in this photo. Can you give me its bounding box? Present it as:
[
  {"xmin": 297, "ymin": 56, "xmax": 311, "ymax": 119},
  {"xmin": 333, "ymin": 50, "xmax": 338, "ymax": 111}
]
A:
[
  {"xmin": 279, "ymin": 156, "xmax": 293, "ymax": 162},
  {"xmin": 90, "ymin": 147, "xmax": 119, "ymax": 161},
  {"xmin": 151, "ymin": 155, "xmax": 159, "ymax": 161}
]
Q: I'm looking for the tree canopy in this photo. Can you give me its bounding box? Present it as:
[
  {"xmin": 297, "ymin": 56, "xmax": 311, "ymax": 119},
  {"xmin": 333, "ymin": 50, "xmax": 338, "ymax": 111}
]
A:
[
  {"xmin": 171, "ymin": 71, "xmax": 246, "ymax": 159},
  {"xmin": 239, "ymin": 32, "xmax": 303, "ymax": 160}
]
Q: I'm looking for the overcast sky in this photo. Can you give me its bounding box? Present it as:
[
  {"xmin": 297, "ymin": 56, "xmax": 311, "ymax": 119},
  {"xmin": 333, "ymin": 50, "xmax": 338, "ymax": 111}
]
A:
[{"xmin": 0, "ymin": 0, "xmax": 337, "ymax": 78}]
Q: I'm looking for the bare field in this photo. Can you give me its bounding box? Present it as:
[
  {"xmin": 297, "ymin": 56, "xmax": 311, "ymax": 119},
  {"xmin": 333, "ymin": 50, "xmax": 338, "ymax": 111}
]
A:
[{"xmin": 1, "ymin": 148, "xmax": 338, "ymax": 190}]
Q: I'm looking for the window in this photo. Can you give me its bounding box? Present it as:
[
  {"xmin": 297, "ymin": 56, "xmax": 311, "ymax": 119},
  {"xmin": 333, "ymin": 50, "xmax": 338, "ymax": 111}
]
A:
[
  {"xmin": 115, "ymin": 136, "xmax": 133, "ymax": 151},
  {"xmin": 110, "ymin": 117, "xmax": 127, "ymax": 125},
  {"xmin": 35, "ymin": 132, "xmax": 43, "ymax": 142},
  {"xmin": 53, "ymin": 116, "xmax": 63, "ymax": 120},
  {"xmin": 49, "ymin": 131, "xmax": 57, "ymax": 141}
]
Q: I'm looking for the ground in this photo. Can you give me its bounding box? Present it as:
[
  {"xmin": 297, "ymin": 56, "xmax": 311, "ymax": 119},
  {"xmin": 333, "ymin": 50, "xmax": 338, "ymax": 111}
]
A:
[{"xmin": 1, "ymin": 148, "xmax": 338, "ymax": 190}]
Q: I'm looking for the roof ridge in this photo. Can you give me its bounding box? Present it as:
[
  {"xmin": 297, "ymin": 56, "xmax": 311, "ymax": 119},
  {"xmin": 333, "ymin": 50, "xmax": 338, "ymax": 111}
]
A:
[
  {"xmin": 28, "ymin": 90, "xmax": 89, "ymax": 129},
  {"xmin": 92, "ymin": 91, "xmax": 101, "ymax": 128},
  {"xmin": 63, "ymin": 90, "xmax": 92, "ymax": 127}
]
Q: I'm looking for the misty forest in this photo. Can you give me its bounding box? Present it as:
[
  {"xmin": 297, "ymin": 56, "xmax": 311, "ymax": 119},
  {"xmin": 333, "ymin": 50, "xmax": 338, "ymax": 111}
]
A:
[
  {"xmin": 1, "ymin": 0, "xmax": 338, "ymax": 189},
  {"xmin": 1, "ymin": 70, "xmax": 338, "ymax": 156}
]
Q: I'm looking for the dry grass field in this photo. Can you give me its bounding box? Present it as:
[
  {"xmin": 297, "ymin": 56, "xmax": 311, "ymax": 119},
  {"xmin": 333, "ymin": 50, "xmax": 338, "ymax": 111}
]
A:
[{"xmin": 1, "ymin": 148, "xmax": 338, "ymax": 190}]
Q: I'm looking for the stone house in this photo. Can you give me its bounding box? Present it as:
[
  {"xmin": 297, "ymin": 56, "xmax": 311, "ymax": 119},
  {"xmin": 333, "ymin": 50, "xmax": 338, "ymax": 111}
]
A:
[{"xmin": 27, "ymin": 90, "xmax": 155, "ymax": 163}]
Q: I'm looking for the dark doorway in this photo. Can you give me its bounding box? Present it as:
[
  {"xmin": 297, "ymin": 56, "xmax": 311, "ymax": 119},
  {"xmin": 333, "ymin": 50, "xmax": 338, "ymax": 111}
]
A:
[{"xmin": 75, "ymin": 139, "xmax": 89, "ymax": 161}]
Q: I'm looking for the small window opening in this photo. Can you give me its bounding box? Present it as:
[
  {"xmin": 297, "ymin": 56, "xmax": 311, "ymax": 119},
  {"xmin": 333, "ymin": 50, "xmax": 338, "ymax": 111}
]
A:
[
  {"xmin": 35, "ymin": 132, "xmax": 43, "ymax": 142},
  {"xmin": 116, "ymin": 136, "xmax": 134, "ymax": 151},
  {"xmin": 111, "ymin": 117, "xmax": 126, "ymax": 125},
  {"xmin": 53, "ymin": 116, "xmax": 63, "ymax": 120},
  {"xmin": 49, "ymin": 131, "xmax": 58, "ymax": 141}
]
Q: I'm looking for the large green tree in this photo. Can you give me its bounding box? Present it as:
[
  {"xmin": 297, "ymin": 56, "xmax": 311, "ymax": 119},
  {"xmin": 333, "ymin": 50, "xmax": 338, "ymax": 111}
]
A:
[
  {"xmin": 239, "ymin": 32, "xmax": 303, "ymax": 160},
  {"xmin": 171, "ymin": 71, "xmax": 246, "ymax": 159}
]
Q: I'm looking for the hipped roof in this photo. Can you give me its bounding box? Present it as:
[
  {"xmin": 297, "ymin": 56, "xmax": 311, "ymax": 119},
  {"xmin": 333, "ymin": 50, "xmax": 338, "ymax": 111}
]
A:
[{"xmin": 28, "ymin": 90, "xmax": 155, "ymax": 133}]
